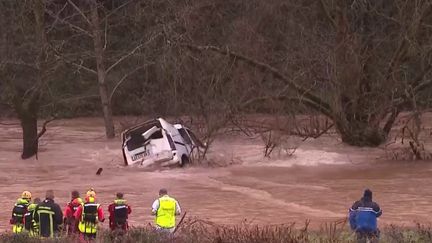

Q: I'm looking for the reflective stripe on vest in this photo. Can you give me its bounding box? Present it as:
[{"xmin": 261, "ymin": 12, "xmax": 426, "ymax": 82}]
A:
[
  {"xmin": 156, "ymin": 196, "xmax": 176, "ymax": 228},
  {"xmin": 25, "ymin": 203, "xmax": 39, "ymax": 235},
  {"xmin": 78, "ymin": 203, "xmax": 100, "ymax": 234},
  {"xmin": 13, "ymin": 204, "xmax": 26, "ymax": 218},
  {"xmin": 114, "ymin": 199, "xmax": 127, "ymax": 205},
  {"xmin": 12, "ymin": 199, "xmax": 29, "ymax": 233},
  {"xmin": 12, "ymin": 224, "xmax": 24, "ymax": 233},
  {"xmin": 37, "ymin": 207, "xmax": 55, "ymax": 238}
]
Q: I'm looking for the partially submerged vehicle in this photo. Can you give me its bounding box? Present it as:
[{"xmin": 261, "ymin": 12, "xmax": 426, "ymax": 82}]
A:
[{"xmin": 121, "ymin": 118, "xmax": 205, "ymax": 167}]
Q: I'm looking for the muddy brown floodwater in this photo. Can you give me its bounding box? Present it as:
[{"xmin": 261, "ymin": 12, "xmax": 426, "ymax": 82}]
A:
[{"xmin": 0, "ymin": 117, "xmax": 431, "ymax": 232}]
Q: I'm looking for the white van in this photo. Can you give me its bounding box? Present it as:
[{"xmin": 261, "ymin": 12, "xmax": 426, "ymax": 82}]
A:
[{"xmin": 121, "ymin": 118, "xmax": 205, "ymax": 167}]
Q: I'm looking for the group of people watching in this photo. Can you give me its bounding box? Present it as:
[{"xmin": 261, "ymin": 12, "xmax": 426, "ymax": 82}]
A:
[
  {"xmin": 10, "ymin": 187, "xmax": 380, "ymax": 242},
  {"xmin": 10, "ymin": 188, "xmax": 181, "ymax": 240}
]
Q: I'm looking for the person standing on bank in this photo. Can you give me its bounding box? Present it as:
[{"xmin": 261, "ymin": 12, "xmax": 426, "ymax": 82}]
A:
[
  {"xmin": 10, "ymin": 191, "xmax": 32, "ymax": 234},
  {"xmin": 63, "ymin": 190, "xmax": 83, "ymax": 235},
  {"xmin": 108, "ymin": 192, "xmax": 132, "ymax": 233},
  {"xmin": 151, "ymin": 188, "xmax": 181, "ymax": 233},
  {"xmin": 33, "ymin": 190, "xmax": 63, "ymax": 238},
  {"xmin": 74, "ymin": 188, "xmax": 105, "ymax": 240},
  {"xmin": 24, "ymin": 197, "xmax": 41, "ymax": 236}
]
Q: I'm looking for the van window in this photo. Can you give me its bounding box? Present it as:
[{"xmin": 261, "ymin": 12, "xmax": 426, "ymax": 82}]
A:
[
  {"xmin": 126, "ymin": 133, "xmax": 145, "ymax": 151},
  {"xmin": 126, "ymin": 130, "xmax": 163, "ymax": 151},
  {"xmin": 166, "ymin": 133, "xmax": 176, "ymax": 150},
  {"xmin": 149, "ymin": 130, "xmax": 163, "ymax": 139},
  {"xmin": 178, "ymin": 128, "xmax": 192, "ymax": 145}
]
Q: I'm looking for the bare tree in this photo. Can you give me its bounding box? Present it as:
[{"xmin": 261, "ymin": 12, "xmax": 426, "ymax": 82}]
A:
[
  {"xmin": 182, "ymin": 0, "xmax": 432, "ymax": 147},
  {"xmin": 48, "ymin": 0, "xmax": 159, "ymax": 138},
  {"xmin": 0, "ymin": 0, "xmax": 62, "ymax": 158}
]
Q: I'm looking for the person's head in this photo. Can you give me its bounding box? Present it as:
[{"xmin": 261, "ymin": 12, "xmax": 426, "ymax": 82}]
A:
[
  {"xmin": 21, "ymin": 191, "xmax": 32, "ymax": 201},
  {"xmin": 71, "ymin": 190, "xmax": 80, "ymax": 199},
  {"xmin": 116, "ymin": 192, "xmax": 124, "ymax": 199},
  {"xmin": 159, "ymin": 188, "xmax": 168, "ymax": 197},
  {"xmin": 363, "ymin": 189, "xmax": 373, "ymax": 201},
  {"xmin": 34, "ymin": 197, "xmax": 41, "ymax": 204},
  {"xmin": 85, "ymin": 188, "xmax": 96, "ymax": 203},
  {"xmin": 46, "ymin": 190, "xmax": 55, "ymax": 200}
]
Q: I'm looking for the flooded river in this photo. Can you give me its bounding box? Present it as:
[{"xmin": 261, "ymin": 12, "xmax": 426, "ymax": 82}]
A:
[{"xmin": 0, "ymin": 117, "xmax": 431, "ymax": 232}]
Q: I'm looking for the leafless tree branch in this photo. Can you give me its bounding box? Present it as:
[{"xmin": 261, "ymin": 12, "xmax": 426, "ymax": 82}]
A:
[
  {"xmin": 106, "ymin": 33, "xmax": 162, "ymax": 74},
  {"xmin": 45, "ymin": 8, "xmax": 92, "ymax": 37},
  {"xmin": 67, "ymin": 0, "xmax": 91, "ymax": 25},
  {"xmin": 183, "ymin": 44, "xmax": 333, "ymax": 116},
  {"xmin": 109, "ymin": 63, "xmax": 153, "ymax": 102}
]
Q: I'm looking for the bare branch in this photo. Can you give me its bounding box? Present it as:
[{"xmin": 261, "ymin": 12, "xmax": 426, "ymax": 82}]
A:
[
  {"xmin": 383, "ymin": 108, "xmax": 401, "ymax": 135},
  {"xmin": 319, "ymin": 0, "xmax": 338, "ymax": 29},
  {"xmin": 301, "ymin": 123, "xmax": 334, "ymax": 141},
  {"xmin": 103, "ymin": 15, "xmax": 108, "ymax": 50},
  {"xmin": 102, "ymin": 0, "xmax": 133, "ymax": 22},
  {"xmin": 36, "ymin": 116, "xmax": 57, "ymax": 140},
  {"xmin": 392, "ymin": 78, "xmax": 432, "ymax": 108},
  {"xmin": 184, "ymin": 44, "xmax": 333, "ymax": 116},
  {"xmin": 106, "ymin": 45, "xmax": 143, "ymax": 73},
  {"xmin": 109, "ymin": 64, "xmax": 153, "ymax": 102},
  {"xmin": 41, "ymin": 94, "xmax": 100, "ymax": 108},
  {"xmin": 45, "ymin": 8, "xmax": 92, "ymax": 37},
  {"xmin": 240, "ymin": 95, "xmax": 333, "ymax": 118},
  {"xmin": 46, "ymin": 2, "xmax": 68, "ymax": 33},
  {"xmin": 56, "ymin": 54, "xmax": 97, "ymax": 75},
  {"xmin": 67, "ymin": 0, "xmax": 91, "ymax": 25},
  {"xmin": 49, "ymin": 44, "xmax": 97, "ymax": 75},
  {"xmin": 2, "ymin": 61, "xmax": 38, "ymax": 69},
  {"xmin": 106, "ymin": 33, "xmax": 162, "ymax": 74},
  {"xmin": 413, "ymin": 78, "xmax": 432, "ymax": 94},
  {"xmin": 35, "ymin": 116, "xmax": 57, "ymax": 160}
]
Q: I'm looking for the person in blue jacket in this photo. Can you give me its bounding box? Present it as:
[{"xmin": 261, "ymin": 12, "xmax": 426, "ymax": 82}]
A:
[{"xmin": 349, "ymin": 189, "xmax": 382, "ymax": 243}]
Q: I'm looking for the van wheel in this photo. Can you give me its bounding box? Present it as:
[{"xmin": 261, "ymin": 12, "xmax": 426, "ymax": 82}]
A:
[{"xmin": 180, "ymin": 155, "xmax": 190, "ymax": 167}]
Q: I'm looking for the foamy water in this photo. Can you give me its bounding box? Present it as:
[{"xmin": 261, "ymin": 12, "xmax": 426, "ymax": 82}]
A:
[{"xmin": 0, "ymin": 117, "xmax": 431, "ymax": 232}]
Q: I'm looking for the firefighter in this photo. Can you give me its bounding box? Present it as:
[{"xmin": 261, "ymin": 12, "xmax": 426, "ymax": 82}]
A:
[
  {"xmin": 74, "ymin": 188, "xmax": 105, "ymax": 240},
  {"xmin": 24, "ymin": 197, "xmax": 41, "ymax": 236},
  {"xmin": 63, "ymin": 190, "xmax": 83, "ymax": 235},
  {"xmin": 33, "ymin": 190, "xmax": 63, "ymax": 238},
  {"xmin": 108, "ymin": 192, "xmax": 132, "ymax": 234},
  {"xmin": 10, "ymin": 191, "xmax": 32, "ymax": 233}
]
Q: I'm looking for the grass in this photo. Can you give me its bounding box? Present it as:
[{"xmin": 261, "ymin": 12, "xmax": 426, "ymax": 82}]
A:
[{"xmin": 1, "ymin": 220, "xmax": 431, "ymax": 243}]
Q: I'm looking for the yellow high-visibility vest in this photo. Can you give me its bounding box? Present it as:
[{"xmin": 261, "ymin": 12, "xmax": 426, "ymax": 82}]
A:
[
  {"xmin": 11, "ymin": 198, "xmax": 29, "ymax": 234},
  {"xmin": 78, "ymin": 203, "xmax": 100, "ymax": 234},
  {"xmin": 156, "ymin": 196, "xmax": 176, "ymax": 228},
  {"xmin": 12, "ymin": 224, "xmax": 24, "ymax": 233},
  {"xmin": 25, "ymin": 203, "xmax": 39, "ymax": 236}
]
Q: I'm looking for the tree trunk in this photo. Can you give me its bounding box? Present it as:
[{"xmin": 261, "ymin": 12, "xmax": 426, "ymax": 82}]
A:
[
  {"xmin": 334, "ymin": 114, "xmax": 386, "ymax": 147},
  {"xmin": 19, "ymin": 108, "xmax": 39, "ymax": 159},
  {"xmin": 90, "ymin": 0, "xmax": 115, "ymax": 138}
]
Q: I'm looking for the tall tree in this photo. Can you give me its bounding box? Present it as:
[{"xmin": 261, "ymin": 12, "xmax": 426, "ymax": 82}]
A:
[
  {"xmin": 183, "ymin": 0, "xmax": 432, "ymax": 146},
  {"xmin": 0, "ymin": 0, "xmax": 61, "ymax": 158},
  {"xmin": 50, "ymin": 0, "xmax": 159, "ymax": 138}
]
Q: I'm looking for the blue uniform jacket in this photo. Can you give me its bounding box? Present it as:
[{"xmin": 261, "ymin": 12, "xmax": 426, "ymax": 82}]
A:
[{"xmin": 349, "ymin": 197, "xmax": 382, "ymax": 232}]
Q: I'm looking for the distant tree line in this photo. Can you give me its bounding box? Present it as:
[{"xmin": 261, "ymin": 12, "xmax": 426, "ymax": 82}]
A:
[{"xmin": 0, "ymin": 0, "xmax": 431, "ymax": 158}]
